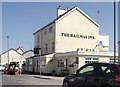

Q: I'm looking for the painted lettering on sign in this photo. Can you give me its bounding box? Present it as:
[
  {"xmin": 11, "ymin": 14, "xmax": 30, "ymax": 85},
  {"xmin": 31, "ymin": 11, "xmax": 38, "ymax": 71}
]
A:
[{"xmin": 61, "ymin": 33, "xmax": 95, "ymax": 39}]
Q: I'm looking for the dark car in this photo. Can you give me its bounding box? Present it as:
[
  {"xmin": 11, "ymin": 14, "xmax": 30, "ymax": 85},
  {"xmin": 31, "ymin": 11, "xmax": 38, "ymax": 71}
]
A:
[{"xmin": 62, "ymin": 63, "xmax": 120, "ymax": 87}]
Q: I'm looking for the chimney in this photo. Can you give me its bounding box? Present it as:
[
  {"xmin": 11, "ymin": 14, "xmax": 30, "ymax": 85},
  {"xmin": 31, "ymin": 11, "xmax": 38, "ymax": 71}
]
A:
[{"xmin": 57, "ymin": 6, "xmax": 68, "ymax": 17}]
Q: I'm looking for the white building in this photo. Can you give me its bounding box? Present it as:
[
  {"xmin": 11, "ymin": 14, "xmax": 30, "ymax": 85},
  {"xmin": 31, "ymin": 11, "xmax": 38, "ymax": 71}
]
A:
[
  {"xmin": 22, "ymin": 49, "xmax": 34, "ymax": 72},
  {"xmin": 0, "ymin": 47, "xmax": 25, "ymax": 65},
  {"xmin": 28, "ymin": 6, "xmax": 118, "ymax": 75}
]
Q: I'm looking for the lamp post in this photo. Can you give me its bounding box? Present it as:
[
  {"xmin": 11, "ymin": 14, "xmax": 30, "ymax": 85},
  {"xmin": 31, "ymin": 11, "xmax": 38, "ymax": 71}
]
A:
[
  {"xmin": 118, "ymin": 41, "xmax": 120, "ymax": 64},
  {"xmin": 0, "ymin": 54, "xmax": 1, "ymax": 64},
  {"xmin": 7, "ymin": 36, "xmax": 9, "ymax": 64},
  {"xmin": 39, "ymin": 48, "xmax": 41, "ymax": 77},
  {"xmin": 114, "ymin": 0, "xmax": 116, "ymax": 64}
]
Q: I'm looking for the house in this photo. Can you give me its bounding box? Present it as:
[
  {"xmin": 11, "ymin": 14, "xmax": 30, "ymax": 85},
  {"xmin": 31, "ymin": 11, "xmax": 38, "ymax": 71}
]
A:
[
  {"xmin": 22, "ymin": 49, "xmax": 34, "ymax": 72},
  {"xmin": 0, "ymin": 47, "xmax": 24, "ymax": 65}
]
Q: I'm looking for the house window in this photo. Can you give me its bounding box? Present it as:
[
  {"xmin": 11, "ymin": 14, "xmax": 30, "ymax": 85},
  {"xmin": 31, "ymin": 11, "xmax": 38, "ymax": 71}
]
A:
[
  {"xmin": 41, "ymin": 59, "xmax": 46, "ymax": 67},
  {"xmin": 85, "ymin": 57, "xmax": 98, "ymax": 64},
  {"xmin": 58, "ymin": 59, "xmax": 65, "ymax": 67},
  {"xmin": 37, "ymin": 45, "xmax": 39, "ymax": 48},
  {"xmin": 86, "ymin": 58, "xmax": 91, "ymax": 60},
  {"xmin": 44, "ymin": 29, "xmax": 47, "ymax": 35},
  {"xmin": 37, "ymin": 35, "xmax": 40, "ymax": 44},
  {"xmin": 68, "ymin": 57, "xmax": 78, "ymax": 67},
  {"xmin": 29, "ymin": 59, "xmax": 32, "ymax": 65},
  {"xmin": 86, "ymin": 49, "xmax": 88, "ymax": 51},
  {"xmin": 76, "ymin": 57, "xmax": 79, "ymax": 64},
  {"xmin": 58, "ymin": 60, "xmax": 59, "ymax": 67},
  {"xmin": 27, "ymin": 60, "xmax": 29, "ymax": 67},
  {"xmin": 109, "ymin": 57, "xmax": 118, "ymax": 64},
  {"xmin": 27, "ymin": 59, "xmax": 32, "ymax": 66},
  {"xmin": 49, "ymin": 26, "xmax": 53, "ymax": 32},
  {"xmin": 36, "ymin": 60, "xmax": 39, "ymax": 67},
  {"xmin": 45, "ymin": 44, "xmax": 48, "ymax": 53},
  {"xmin": 52, "ymin": 42, "xmax": 55, "ymax": 52}
]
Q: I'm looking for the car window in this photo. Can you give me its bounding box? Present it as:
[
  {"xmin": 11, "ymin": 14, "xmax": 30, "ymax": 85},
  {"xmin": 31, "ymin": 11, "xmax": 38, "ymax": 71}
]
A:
[
  {"xmin": 78, "ymin": 65, "xmax": 94, "ymax": 75},
  {"xmin": 101, "ymin": 66, "xmax": 111, "ymax": 74},
  {"xmin": 101, "ymin": 65, "xmax": 118, "ymax": 75},
  {"xmin": 9, "ymin": 64, "xmax": 16, "ymax": 69}
]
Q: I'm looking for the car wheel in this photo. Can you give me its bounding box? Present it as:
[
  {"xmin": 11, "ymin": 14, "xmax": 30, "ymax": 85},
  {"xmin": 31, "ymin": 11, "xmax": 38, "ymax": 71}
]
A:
[{"xmin": 63, "ymin": 81, "xmax": 69, "ymax": 87}]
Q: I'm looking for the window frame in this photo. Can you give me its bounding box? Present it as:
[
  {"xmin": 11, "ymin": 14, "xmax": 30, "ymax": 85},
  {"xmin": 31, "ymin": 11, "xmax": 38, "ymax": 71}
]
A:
[{"xmin": 49, "ymin": 26, "xmax": 53, "ymax": 32}]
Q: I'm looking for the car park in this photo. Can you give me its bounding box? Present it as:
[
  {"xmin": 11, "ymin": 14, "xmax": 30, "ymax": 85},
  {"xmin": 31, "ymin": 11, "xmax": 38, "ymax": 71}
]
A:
[{"xmin": 62, "ymin": 63, "xmax": 120, "ymax": 87}]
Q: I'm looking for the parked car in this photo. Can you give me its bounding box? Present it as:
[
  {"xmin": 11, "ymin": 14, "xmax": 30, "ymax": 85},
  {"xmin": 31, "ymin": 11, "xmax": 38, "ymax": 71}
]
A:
[
  {"xmin": 4, "ymin": 62, "xmax": 20, "ymax": 75},
  {"xmin": 0, "ymin": 64, "xmax": 5, "ymax": 71},
  {"xmin": 62, "ymin": 63, "xmax": 120, "ymax": 87}
]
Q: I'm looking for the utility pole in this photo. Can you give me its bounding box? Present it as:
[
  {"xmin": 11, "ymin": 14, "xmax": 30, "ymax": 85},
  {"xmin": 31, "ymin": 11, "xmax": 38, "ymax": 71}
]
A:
[
  {"xmin": 7, "ymin": 36, "xmax": 9, "ymax": 64},
  {"xmin": 39, "ymin": 48, "xmax": 41, "ymax": 77},
  {"xmin": 114, "ymin": 0, "xmax": 116, "ymax": 64},
  {"xmin": 97, "ymin": 10, "xmax": 100, "ymax": 24}
]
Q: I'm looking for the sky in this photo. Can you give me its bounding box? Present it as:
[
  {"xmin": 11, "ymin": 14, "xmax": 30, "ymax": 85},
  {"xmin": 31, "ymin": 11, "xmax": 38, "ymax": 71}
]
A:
[
  {"xmin": 2, "ymin": 2, "xmax": 116, "ymax": 52},
  {"xmin": 118, "ymin": 1, "xmax": 120, "ymax": 42},
  {"xmin": 0, "ymin": 2, "xmax": 2, "ymax": 53}
]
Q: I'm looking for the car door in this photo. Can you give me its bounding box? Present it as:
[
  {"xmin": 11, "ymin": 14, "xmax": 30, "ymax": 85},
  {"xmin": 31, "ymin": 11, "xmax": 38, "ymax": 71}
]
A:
[{"xmin": 74, "ymin": 64, "xmax": 97, "ymax": 87}]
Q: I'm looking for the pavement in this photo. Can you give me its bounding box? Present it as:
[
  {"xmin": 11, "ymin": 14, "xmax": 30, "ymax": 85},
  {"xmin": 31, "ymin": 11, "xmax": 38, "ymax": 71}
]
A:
[
  {"xmin": 1, "ymin": 71, "xmax": 64, "ymax": 80},
  {"xmin": 33, "ymin": 75, "xmax": 64, "ymax": 80},
  {"xmin": 21, "ymin": 72, "xmax": 65, "ymax": 80},
  {"xmin": 2, "ymin": 74, "xmax": 63, "ymax": 86},
  {"xmin": 14, "ymin": 72, "xmax": 64, "ymax": 80}
]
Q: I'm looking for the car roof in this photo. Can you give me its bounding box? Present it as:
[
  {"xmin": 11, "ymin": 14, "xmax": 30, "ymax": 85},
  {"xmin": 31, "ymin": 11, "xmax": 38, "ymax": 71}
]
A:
[{"xmin": 86, "ymin": 62, "xmax": 117, "ymax": 66}]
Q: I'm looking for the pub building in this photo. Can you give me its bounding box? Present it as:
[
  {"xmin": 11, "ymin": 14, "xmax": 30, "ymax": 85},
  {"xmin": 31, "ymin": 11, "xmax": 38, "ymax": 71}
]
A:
[{"xmin": 26, "ymin": 6, "xmax": 118, "ymax": 75}]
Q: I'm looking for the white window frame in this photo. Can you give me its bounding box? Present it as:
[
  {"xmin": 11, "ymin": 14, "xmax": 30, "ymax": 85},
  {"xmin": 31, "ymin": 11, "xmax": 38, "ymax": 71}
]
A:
[{"xmin": 85, "ymin": 57, "xmax": 99, "ymax": 64}]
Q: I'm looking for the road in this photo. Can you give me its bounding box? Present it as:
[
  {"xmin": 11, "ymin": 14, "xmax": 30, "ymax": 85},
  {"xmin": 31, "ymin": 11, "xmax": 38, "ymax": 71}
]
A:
[{"xmin": 1, "ymin": 73, "xmax": 63, "ymax": 87}]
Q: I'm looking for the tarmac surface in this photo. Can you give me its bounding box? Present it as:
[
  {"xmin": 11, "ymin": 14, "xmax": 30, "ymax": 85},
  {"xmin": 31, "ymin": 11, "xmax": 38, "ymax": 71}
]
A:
[{"xmin": 1, "ymin": 72, "xmax": 64, "ymax": 87}]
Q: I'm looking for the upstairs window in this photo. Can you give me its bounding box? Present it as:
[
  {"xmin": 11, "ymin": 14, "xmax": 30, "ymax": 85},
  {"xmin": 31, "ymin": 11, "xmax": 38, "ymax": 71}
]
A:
[
  {"xmin": 49, "ymin": 26, "xmax": 53, "ymax": 32},
  {"xmin": 37, "ymin": 35, "xmax": 40, "ymax": 44},
  {"xmin": 44, "ymin": 29, "xmax": 47, "ymax": 35},
  {"xmin": 52, "ymin": 42, "xmax": 55, "ymax": 52},
  {"xmin": 45, "ymin": 44, "xmax": 48, "ymax": 53}
]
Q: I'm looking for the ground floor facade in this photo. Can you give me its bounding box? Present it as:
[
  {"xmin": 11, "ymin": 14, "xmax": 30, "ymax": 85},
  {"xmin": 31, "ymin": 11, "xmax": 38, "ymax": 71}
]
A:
[{"xmin": 25, "ymin": 51, "xmax": 118, "ymax": 75}]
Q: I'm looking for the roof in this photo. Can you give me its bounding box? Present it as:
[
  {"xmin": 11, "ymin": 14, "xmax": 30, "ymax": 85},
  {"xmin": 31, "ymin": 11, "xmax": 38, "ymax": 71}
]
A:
[
  {"xmin": 22, "ymin": 49, "xmax": 33, "ymax": 55},
  {"xmin": 33, "ymin": 6, "xmax": 100, "ymax": 35},
  {"xmin": 15, "ymin": 47, "xmax": 24, "ymax": 53},
  {"xmin": 0, "ymin": 48, "xmax": 23, "ymax": 56},
  {"xmin": 55, "ymin": 51, "xmax": 118, "ymax": 57}
]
